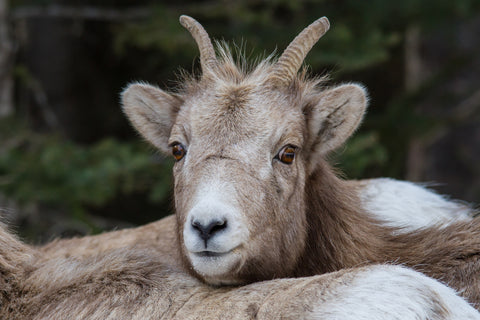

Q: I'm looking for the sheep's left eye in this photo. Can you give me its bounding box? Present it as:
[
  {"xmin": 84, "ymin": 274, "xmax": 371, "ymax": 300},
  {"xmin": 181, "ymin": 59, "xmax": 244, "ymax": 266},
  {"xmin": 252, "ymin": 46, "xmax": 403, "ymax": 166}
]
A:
[
  {"xmin": 276, "ymin": 145, "xmax": 296, "ymax": 165},
  {"xmin": 171, "ymin": 143, "xmax": 187, "ymax": 161}
]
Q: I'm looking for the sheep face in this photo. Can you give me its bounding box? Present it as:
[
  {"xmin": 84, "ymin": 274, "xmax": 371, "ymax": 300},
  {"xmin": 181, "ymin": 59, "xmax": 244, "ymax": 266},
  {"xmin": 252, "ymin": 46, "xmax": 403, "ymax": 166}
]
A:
[{"xmin": 172, "ymin": 83, "xmax": 309, "ymax": 284}]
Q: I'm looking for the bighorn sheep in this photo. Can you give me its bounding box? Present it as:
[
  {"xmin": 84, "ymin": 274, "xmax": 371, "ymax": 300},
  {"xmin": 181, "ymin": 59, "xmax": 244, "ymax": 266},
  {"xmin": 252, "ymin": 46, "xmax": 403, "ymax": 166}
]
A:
[
  {"xmin": 121, "ymin": 15, "xmax": 480, "ymax": 306},
  {"xmin": 1, "ymin": 15, "xmax": 479, "ymax": 319}
]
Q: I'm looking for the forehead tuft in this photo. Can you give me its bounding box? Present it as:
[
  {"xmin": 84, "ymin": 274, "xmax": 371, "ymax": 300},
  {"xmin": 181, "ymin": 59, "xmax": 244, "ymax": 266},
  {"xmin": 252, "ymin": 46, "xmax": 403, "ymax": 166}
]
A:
[
  {"xmin": 177, "ymin": 42, "xmax": 327, "ymax": 102},
  {"xmin": 187, "ymin": 83, "xmax": 266, "ymax": 143},
  {"xmin": 222, "ymin": 86, "xmax": 251, "ymax": 110}
]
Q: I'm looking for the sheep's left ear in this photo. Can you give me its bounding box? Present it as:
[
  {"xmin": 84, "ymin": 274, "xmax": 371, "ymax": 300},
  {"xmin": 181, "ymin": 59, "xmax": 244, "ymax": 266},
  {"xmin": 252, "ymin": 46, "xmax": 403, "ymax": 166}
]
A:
[{"xmin": 305, "ymin": 83, "xmax": 367, "ymax": 161}]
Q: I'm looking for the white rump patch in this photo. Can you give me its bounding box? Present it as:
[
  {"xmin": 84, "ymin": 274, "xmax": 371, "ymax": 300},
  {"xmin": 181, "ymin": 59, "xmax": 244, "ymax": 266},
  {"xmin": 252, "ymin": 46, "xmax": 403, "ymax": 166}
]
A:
[
  {"xmin": 359, "ymin": 178, "xmax": 474, "ymax": 232},
  {"xmin": 311, "ymin": 265, "xmax": 480, "ymax": 319}
]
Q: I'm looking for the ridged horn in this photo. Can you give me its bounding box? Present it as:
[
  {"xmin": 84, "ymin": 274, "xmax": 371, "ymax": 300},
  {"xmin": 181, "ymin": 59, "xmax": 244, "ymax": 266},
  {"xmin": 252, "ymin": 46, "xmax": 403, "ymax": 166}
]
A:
[
  {"xmin": 271, "ymin": 17, "xmax": 330, "ymax": 86},
  {"xmin": 179, "ymin": 15, "xmax": 218, "ymax": 72}
]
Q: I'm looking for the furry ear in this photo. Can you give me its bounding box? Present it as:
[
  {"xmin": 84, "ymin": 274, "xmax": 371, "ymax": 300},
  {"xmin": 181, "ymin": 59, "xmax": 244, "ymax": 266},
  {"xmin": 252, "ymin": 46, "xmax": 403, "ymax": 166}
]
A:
[
  {"xmin": 306, "ymin": 83, "xmax": 367, "ymax": 158},
  {"xmin": 121, "ymin": 83, "xmax": 182, "ymax": 154}
]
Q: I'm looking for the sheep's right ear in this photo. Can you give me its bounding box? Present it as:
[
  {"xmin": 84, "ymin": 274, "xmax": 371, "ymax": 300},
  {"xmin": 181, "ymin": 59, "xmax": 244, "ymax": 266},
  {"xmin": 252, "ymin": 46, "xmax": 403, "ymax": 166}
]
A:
[
  {"xmin": 122, "ymin": 83, "xmax": 182, "ymax": 154},
  {"xmin": 304, "ymin": 84, "xmax": 367, "ymax": 173}
]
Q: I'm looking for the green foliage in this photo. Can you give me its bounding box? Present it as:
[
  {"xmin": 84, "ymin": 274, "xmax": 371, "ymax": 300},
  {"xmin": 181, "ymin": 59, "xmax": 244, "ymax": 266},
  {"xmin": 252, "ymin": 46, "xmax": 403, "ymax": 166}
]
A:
[
  {"xmin": 113, "ymin": 6, "xmax": 190, "ymax": 57},
  {"xmin": 334, "ymin": 132, "xmax": 388, "ymax": 179},
  {"xmin": 0, "ymin": 118, "xmax": 172, "ymax": 228},
  {"xmin": 112, "ymin": 0, "xmax": 479, "ymax": 74}
]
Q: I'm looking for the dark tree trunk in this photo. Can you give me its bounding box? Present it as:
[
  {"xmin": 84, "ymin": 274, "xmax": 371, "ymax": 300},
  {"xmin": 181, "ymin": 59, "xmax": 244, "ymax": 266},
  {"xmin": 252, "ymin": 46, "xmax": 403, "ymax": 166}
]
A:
[{"xmin": 0, "ymin": 0, "xmax": 14, "ymax": 117}]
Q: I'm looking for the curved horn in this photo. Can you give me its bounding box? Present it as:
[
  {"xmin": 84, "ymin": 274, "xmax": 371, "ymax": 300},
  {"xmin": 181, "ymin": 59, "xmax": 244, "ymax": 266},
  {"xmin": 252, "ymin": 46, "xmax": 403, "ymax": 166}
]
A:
[
  {"xmin": 179, "ymin": 15, "xmax": 218, "ymax": 72},
  {"xmin": 271, "ymin": 17, "xmax": 330, "ymax": 86}
]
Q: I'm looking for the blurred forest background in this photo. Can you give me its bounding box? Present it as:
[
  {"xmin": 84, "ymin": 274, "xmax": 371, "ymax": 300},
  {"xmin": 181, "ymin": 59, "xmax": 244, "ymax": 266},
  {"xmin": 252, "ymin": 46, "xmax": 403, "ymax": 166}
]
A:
[{"xmin": 0, "ymin": 0, "xmax": 479, "ymax": 243}]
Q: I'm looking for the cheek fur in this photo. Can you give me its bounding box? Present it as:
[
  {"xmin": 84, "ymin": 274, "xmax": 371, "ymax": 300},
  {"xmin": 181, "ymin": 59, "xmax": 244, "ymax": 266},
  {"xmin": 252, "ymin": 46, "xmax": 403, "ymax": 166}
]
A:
[{"xmin": 236, "ymin": 164, "xmax": 307, "ymax": 279}]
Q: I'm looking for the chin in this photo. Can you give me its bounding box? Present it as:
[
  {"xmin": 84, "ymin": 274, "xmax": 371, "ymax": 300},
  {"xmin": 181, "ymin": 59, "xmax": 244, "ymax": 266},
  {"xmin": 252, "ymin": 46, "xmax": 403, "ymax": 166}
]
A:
[{"xmin": 188, "ymin": 251, "xmax": 244, "ymax": 286}]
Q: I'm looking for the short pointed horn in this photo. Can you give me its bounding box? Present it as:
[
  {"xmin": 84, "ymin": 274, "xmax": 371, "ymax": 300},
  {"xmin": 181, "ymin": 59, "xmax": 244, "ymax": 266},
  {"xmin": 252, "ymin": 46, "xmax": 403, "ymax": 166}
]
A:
[
  {"xmin": 271, "ymin": 17, "xmax": 330, "ymax": 86},
  {"xmin": 179, "ymin": 15, "xmax": 218, "ymax": 72}
]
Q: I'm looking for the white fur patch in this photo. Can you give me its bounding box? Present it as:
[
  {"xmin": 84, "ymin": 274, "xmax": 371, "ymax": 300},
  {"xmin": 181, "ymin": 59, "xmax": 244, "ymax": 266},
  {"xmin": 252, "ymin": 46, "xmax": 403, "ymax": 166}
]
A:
[
  {"xmin": 183, "ymin": 179, "xmax": 249, "ymax": 281},
  {"xmin": 311, "ymin": 265, "xmax": 480, "ymax": 319},
  {"xmin": 359, "ymin": 178, "xmax": 473, "ymax": 232},
  {"xmin": 183, "ymin": 198, "xmax": 247, "ymax": 253}
]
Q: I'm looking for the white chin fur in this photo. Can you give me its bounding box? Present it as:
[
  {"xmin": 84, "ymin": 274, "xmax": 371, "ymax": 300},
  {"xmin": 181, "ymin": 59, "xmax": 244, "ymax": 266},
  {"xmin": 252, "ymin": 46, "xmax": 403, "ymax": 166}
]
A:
[{"xmin": 188, "ymin": 250, "xmax": 243, "ymax": 284}]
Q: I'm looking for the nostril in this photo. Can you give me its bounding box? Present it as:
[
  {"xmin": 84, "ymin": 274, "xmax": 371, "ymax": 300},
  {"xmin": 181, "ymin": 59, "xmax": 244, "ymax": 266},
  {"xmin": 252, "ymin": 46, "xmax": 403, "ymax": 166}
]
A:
[
  {"xmin": 191, "ymin": 219, "xmax": 227, "ymax": 245},
  {"xmin": 210, "ymin": 220, "xmax": 227, "ymax": 234},
  {"xmin": 191, "ymin": 220, "xmax": 203, "ymax": 234}
]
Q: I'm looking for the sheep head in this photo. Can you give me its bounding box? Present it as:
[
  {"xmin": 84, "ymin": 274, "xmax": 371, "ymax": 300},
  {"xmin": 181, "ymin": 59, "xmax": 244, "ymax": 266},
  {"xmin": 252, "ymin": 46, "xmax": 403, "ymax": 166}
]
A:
[{"xmin": 122, "ymin": 15, "xmax": 367, "ymax": 285}]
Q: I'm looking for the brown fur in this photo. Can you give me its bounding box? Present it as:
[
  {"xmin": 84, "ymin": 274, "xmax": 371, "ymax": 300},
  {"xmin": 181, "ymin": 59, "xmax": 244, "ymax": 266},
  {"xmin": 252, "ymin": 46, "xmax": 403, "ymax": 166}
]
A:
[
  {"xmin": 0, "ymin": 217, "xmax": 476, "ymax": 319},
  {"xmin": 0, "ymin": 222, "xmax": 36, "ymax": 310}
]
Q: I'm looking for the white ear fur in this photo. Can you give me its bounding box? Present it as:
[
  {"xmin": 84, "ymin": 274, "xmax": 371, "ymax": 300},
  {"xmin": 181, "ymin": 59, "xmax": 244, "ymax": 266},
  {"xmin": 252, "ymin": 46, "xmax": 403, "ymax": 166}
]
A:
[
  {"xmin": 121, "ymin": 82, "xmax": 182, "ymax": 154},
  {"xmin": 308, "ymin": 83, "xmax": 367, "ymax": 156}
]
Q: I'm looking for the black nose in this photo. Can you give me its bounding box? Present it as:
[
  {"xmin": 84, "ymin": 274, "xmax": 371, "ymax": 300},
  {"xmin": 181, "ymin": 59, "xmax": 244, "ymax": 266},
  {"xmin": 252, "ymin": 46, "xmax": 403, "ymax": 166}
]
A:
[{"xmin": 192, "ymin": 219, "xmax": 227, "ymax": 248}]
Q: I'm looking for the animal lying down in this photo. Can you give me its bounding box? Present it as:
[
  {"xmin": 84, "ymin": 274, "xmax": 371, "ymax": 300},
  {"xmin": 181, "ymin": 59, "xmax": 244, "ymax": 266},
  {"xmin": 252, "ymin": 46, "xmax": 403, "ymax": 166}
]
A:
[
  {"xmin": 0, "ymin": 216, "xmax": 479, "ymax": 319},
  {"xmin": 1, "ymin": 15, "xmax": 479, "ymax": 319}
]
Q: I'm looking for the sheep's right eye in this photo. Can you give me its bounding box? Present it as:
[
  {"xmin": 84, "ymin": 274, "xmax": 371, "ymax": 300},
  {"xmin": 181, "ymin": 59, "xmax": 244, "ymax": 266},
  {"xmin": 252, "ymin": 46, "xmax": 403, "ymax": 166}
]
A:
[
  {"xmin": 275, "ymin": 145, "xmax": 297, "ymax": 165},
  {"xmin": 171, "ymin": 143, "xmax": 187, "ymax": 161}
]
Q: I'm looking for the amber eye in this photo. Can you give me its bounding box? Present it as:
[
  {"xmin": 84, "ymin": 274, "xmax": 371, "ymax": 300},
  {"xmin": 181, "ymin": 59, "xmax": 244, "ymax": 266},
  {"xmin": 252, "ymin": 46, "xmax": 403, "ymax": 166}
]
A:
[
  {"xmin": 276, "ymin": 145, "xmax": 297, "ymax": 165},
  {"xmin": 171, "ymin": 143, "xmax": 187, "ymax": 161}
]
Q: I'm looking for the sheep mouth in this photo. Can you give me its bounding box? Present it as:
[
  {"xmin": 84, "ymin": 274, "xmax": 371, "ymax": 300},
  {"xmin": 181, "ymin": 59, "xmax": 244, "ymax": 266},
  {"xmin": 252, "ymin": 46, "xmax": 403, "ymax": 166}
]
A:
[
  {"xmin": 194, "ymin": 251, "xmax": 228, "ymax": 258},
  {"xmin": 192, "ymin": 246, "xmax": 243, "ymax": 259}
]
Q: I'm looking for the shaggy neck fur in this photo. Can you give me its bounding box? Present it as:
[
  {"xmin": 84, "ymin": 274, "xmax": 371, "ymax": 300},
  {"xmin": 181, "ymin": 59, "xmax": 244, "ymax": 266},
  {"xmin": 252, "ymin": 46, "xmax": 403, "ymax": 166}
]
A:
[{"xmin": 296, "ymin": 160, "xmax": 480, "ymax": 308}]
